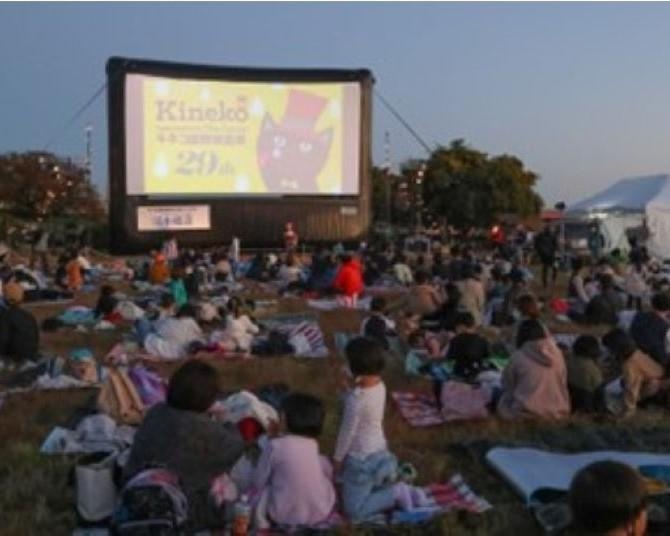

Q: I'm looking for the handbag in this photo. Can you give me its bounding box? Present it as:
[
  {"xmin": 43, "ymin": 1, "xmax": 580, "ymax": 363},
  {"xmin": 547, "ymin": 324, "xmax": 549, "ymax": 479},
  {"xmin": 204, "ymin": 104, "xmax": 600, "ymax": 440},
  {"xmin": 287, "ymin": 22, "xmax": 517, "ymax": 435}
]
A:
[
  {"xmin": 76, "ymin": 451, "xmax": 118, "ymax": 523},
  {"xmin": 97, "ymin": 368, "xmax": 145, "ymax": 425}
]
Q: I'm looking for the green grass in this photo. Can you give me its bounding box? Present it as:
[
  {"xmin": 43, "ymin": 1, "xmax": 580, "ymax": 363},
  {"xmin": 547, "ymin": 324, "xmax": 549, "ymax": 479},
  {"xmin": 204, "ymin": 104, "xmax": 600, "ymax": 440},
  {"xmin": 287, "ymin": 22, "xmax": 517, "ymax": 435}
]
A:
[{"xmin": 1, "ymin": 272, "xmax": 670, "ymax": 534}]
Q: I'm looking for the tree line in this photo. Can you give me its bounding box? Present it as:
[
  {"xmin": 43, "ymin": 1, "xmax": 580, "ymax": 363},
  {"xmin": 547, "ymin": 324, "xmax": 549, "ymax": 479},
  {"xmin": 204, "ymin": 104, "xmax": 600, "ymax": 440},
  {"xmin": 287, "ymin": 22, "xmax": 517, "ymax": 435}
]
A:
[{"xmin": 372, "ymin": 139, "xmax": 543, "ymax": 229}]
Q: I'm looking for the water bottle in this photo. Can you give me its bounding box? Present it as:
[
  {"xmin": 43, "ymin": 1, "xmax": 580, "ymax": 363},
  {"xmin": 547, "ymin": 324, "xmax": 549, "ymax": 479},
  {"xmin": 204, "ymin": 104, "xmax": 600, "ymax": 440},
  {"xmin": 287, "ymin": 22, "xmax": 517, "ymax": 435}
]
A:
[{"xmin": 232, "ymin": 494, "xmax": 250, "ymax": 536}]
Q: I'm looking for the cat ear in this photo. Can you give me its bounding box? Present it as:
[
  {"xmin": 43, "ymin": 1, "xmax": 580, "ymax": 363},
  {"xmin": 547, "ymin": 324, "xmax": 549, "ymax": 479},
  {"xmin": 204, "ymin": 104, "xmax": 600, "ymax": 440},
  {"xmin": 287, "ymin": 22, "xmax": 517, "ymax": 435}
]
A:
[
  {"xmin": 260, "ymin": 113, "xmax": 276, "ymax": 131},
  {"xmin": 318, "ymin": 127, "xmax": 333, "ymax": 147}
]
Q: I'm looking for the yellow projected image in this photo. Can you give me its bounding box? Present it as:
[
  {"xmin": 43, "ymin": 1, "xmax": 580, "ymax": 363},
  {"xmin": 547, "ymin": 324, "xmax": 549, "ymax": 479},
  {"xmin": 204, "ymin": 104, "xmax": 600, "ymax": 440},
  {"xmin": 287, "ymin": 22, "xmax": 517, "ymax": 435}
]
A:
[{"xmin": 141, "ymin": 77, "xmax": 347, "ymax": 195}]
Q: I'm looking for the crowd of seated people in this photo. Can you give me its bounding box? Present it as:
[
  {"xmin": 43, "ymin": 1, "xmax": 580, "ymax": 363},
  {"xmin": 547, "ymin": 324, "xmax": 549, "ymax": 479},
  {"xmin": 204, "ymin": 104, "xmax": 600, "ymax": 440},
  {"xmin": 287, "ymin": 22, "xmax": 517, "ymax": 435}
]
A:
[{"xmin": 3, "ymin": 225, "xmax": 670, "ymax": 532}]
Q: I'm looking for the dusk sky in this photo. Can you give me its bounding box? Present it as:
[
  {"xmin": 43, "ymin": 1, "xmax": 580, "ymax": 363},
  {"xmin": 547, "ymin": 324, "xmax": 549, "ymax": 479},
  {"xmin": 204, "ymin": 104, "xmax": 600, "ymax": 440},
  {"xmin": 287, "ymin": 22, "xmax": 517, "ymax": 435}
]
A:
[{"xmin": 2, "ymin": 2, "xmax": 670, "ymax": 205}]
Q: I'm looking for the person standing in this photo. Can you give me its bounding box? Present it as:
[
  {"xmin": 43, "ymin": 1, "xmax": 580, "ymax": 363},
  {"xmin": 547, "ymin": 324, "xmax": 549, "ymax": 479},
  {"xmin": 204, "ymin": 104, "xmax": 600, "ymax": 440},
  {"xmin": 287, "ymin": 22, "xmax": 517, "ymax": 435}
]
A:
[
  {"xmin": 0, "ymin": 281, "xmax": 40, "ymax": 364},
  {"xmin": 284, "ymin": 222, "xmax": 298, "ymax": 253},
  {"xmin": 33, "ymin": 228, "xmax": 50, "ymax": 275},
  {"xmin": 534, "ymin": 225, "xmax": 558, "ymax": 289},
  {"xmin": 333, "ymin": 254, "xmax": 364, "ymax": 308},
  {"xmin": 162, "ymin": 236, "xmax": 179, "ymax": 268},
  {"xmin": 588, "ymin": 223, "xmax": 605, "ymax": 260}
]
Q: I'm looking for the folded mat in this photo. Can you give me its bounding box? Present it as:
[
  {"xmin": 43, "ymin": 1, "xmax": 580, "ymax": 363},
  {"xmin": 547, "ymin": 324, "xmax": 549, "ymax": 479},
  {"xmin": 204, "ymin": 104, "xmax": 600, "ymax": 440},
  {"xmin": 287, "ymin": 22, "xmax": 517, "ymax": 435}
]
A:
[{"xmin": 486, "ymin": 447, "xmax": 670, "ymax": 504}]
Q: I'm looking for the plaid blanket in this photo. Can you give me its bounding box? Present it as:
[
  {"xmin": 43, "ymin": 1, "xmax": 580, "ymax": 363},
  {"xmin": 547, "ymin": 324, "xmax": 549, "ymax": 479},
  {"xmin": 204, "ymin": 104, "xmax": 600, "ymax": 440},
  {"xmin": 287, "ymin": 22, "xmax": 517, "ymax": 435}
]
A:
[
  {"xmin": 279, "ymin": 321, "xmax": 328, "ymax": 357},
  {"xmin": 255, "ymin": 474, "xmax": 490, "ymax": 534},
  {"xmin": 392, "ymin": 391, "xmax": 447, "ymax": 427},
  {"xmin": 388, "ymin": 474, "xmax": 491, "ymax": 524}
]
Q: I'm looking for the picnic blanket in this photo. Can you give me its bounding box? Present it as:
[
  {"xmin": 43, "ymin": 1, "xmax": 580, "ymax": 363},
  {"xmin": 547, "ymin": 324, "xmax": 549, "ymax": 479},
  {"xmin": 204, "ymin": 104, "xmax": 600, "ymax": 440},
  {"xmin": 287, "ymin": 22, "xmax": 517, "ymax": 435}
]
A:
[
  {"xmin": 392, "ymin": 391, "xmax": 446, "ymax": 427},
  {"xmin": 57, "ymin": 306, "xmax": 97, "ymax": 327},
  {"xmin": 390, "ymin": 474, "xmax": 492, "ymax": 521},
  {"xmin": 486, "ymin": 447, "xmax": 670, "ymax": 504},
  {"xmin": 262, "ymin": 315, "xmax": 328, "ymax": 358},
  {"xmin": 405, "ymin": 351, "xmax": 452, "ymax": 380},
  {"xmin": 307, "ymin": 296, "xmax": 372, "ymax": 311},
  {"xmin": 276, "ymin": 321, "xmax": 328, "ymax": 358},
  {"xmin": 256, "ymin": 474, "xmax": 490, "ymax": 534},
  {"xmin": 404, "ymin": 351, "xmax": 507, "ymax": 384}
]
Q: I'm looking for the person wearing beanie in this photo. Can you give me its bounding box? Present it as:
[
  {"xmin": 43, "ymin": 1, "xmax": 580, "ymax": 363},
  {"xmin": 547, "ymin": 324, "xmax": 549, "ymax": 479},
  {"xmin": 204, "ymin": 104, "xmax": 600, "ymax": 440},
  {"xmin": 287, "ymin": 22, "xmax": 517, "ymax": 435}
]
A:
[{"xmin": 0, "ymin": 280, "xmax": 40, "ymax": 363}]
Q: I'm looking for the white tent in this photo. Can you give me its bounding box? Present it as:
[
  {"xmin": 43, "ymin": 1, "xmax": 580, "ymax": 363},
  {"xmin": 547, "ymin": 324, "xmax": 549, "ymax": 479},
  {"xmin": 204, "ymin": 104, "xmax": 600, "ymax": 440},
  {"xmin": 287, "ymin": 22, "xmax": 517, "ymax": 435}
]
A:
[{"xmin": 568, "ymin": 174, "xmax": 670, "ymax": 259}]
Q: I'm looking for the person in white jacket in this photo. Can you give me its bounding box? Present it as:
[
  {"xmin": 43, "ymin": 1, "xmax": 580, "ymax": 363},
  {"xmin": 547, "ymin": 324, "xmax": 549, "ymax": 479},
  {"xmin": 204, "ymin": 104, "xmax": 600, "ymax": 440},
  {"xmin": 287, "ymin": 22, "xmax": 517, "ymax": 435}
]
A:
[
  {"xmin": 144, "ymin": 304, "xmax": 203, "ymax": 360},
  {"xmin": 222, "ymin": 298, "xmax": 259, "ymax": 352}
]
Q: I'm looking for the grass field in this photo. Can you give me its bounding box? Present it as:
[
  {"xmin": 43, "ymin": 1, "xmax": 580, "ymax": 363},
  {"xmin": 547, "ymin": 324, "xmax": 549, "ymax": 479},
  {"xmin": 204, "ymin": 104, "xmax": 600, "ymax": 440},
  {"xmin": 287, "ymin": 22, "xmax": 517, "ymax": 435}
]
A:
[{"xmin": 2, "ymin": 274, "xmax": 670, "ymax": 535}]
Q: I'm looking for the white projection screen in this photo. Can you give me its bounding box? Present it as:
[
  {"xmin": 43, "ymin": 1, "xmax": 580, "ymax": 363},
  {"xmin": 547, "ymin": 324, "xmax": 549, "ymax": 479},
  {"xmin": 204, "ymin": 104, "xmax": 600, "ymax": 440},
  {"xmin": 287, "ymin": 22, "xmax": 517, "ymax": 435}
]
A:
[{"xmin": 125, "ymin": 74, "xmax": 362, "ymax": 196}]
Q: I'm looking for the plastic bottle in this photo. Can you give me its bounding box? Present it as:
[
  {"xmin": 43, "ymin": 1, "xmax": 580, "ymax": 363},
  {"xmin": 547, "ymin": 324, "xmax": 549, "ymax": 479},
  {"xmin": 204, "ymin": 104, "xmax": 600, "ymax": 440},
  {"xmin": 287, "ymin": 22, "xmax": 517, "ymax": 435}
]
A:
[{"xmin": 231, "ymin": 494, "xmax": 250, "ymax": 536}]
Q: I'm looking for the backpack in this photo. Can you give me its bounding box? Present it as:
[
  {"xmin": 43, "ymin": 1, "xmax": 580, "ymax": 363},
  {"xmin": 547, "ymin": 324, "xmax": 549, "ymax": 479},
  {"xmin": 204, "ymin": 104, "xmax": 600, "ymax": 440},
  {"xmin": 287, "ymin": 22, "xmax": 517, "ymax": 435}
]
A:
[
  {"xmin": 111, "ymin": 468, "xmax": 188, "ymax": 535},
  {"xmin": 97, "ymin": 368, "xmax": 145, "ymax": 425}
]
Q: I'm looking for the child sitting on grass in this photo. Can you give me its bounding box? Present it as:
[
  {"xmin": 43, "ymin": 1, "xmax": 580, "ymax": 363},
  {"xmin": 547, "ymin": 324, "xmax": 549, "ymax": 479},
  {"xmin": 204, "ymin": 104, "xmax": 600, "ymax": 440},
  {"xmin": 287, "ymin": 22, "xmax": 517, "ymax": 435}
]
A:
[
  {"xmin": 252, "ymin": 392, "xmax": 336, "ymax": 528},
  {"xmin": 445, "ymin": 312, "xmax": 490, "ymax": 381},
  {"xmin": 334, "ymin": 337, "xmax": 430, "ymax": 522},
  {"xmin": 220, "ymin": 297, "xmax": 259, "ymax": 353},
  {"xmin": 361, "ymin": 296, "xmax": 396, "ymax": 350},
  {"xmin": 168, "ymin": 267, "xmax": 188, "ymax": 308},
  {"xmin": 569, "ymin": 460, "xmax": 648, "ymax": 536},
  {"xmin": 94, "ymin": 284, "xmax": 119, "ymax": 321},
  {"xmin": 566, "ymin": 334, "xmax": 604, "ymax": 413}
]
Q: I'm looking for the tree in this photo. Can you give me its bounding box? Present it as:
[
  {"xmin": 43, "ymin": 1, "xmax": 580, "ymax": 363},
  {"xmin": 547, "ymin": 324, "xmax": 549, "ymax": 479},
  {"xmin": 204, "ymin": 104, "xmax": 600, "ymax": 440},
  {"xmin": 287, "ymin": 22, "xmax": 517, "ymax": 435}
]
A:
[
  {"xmin": 371, "ymin": 166, "xmax": 407, "ymax": 223},
  {"xmin": 371, "ymin": 166, "xmax": 390, "ymax": 222},
  {"xmin": 421, "ymin": 139, "xmax": 543, "ymax": 228},
  {"xmin": 0, "ymin": 151, "xmax": 105, "ymax": 223}
]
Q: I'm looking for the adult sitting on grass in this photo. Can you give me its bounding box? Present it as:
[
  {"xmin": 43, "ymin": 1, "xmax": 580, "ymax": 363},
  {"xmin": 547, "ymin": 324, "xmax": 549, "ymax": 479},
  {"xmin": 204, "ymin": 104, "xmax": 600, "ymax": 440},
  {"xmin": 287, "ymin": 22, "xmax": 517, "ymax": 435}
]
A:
[
  {"xmin": 602, "ymin": 328, "xmax": 670, "ymax": 417},
  {"xmin": 142, "ymin": 304, "xmax": 204, "ymax": 361},
  {"xmin": 582, "ymin": 274, "xmax": 625, "ymax": 326},
  {"xmin": 445, "ymin": 312, "xmax": 490, "ymax": 381},
  {"xmin": 497, "ymin": 319, "xmax": 570, "ymax": 420},
  {"xmin": 629, "ymin": 292, "xmax": 670, "ymax": 369},
  {"xmin": 0, "ymin": 280, "xmax": 39, "ymax": 365},
  {"xmin": 124, "ymin": 360, "xmax": 244, "ymax": 521},
  {"xmin": 569, "ymin": 460, "xmax": 648, "ymax": 536},
  {"xmin": 361, "ymin": 296, "xmax": 396, "ymax": 350},
  {"xmin": 405, "ymin": 270, "xmax": 443, "ymax": 319},
  {"xmin": 457, "ymin": 264, "xmax": 486, "ymax": 327}
]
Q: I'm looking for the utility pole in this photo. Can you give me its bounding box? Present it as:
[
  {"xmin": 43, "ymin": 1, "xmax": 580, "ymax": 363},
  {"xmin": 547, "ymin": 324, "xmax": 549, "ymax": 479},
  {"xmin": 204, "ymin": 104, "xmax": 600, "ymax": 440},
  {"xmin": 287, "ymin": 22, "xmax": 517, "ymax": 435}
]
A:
[
  {"xmin": 84, "ymin": 123, "xmax": 93, "ymax": 184},
  {"xmin": 383, "ymin": 131, "xmax": 392, "ymax": 224},
  {"xmin": 415, "ymin": 163, "xmax": 426, "ymax": 231}
]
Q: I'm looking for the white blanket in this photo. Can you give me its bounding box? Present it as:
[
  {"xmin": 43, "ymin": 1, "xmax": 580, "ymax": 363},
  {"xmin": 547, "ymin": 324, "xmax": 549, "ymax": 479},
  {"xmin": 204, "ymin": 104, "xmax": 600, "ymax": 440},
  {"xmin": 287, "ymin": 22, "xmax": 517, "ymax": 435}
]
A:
[
  {"xmin": 486, "ymin": 447, "xmax": 670, "ymax": 503},
  {"xmin": 41, "ymin": 414, "xmax": 136, "ymax": 454}
]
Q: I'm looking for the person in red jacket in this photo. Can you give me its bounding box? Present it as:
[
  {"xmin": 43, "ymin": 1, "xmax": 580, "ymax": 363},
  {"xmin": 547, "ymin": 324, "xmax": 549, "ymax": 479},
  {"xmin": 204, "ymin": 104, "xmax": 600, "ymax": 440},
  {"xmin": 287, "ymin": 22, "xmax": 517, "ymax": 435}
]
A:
[{"xmin": 333, "ymin": 254, "xmax": 364, "ymax": 308}]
